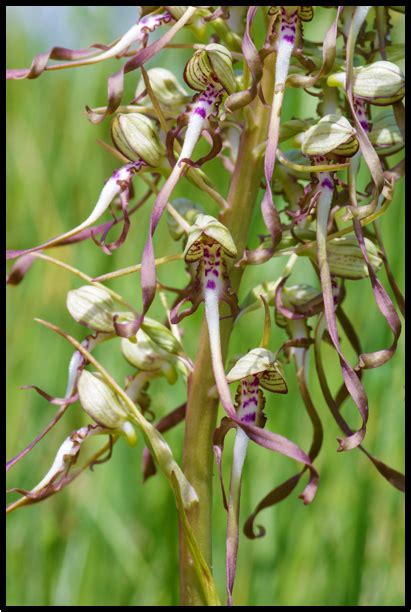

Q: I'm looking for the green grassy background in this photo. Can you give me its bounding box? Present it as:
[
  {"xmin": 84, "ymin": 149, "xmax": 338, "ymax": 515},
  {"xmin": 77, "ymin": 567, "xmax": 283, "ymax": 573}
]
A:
[{"xmin": 6, "ymin": 7, "xmax": 404, "ymax": 607}]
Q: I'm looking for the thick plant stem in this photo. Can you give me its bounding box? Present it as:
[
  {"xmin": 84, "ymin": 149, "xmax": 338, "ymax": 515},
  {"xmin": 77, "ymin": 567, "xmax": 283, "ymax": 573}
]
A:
[{"xmin": 179, "ymin": 54, "xmax": 276, "ymax": 606}]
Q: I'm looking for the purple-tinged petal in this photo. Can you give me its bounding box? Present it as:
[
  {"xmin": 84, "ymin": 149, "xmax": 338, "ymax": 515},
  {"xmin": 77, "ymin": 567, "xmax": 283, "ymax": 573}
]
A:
[
  {"xmin": 225, "ymin": 6, "xmax": 263, "ymax": 112},
  {"xmin": 353, "ymin": 218, "xmax": 401, "ymax": 369},
  {"xmin": 6, "ymin": 254, "xmax": 37, "ymax": 285},
  {"xmin": 373, "ymin": 222, "xmax": 404, "ymax": 317},
  {"xmin": 314, "ymin": 314, "xmax": 404, "ymax": 492},
  {"xmin": 316, "ymin": 181, "xmax": 368, "ymax": 451},
  {"xmin": 244, "ymin": 473, "xmax": 302, "ymax": 538},
  {"xmin": 287, "ymin": 7, "xmax": 342, "ymax": 88},
  {"xmin": 92, "ymin": 188, "xmax": 131, "ymax": 254},
  {"xmin": 6, "ymin": 43, "xmax": 111, "ymax": 80},
  {"xmin": 20, "ymin": 385, "xmax": 78, "ymax": 406},
  {"xmin": 6, "ymin": 404, "xmax": 69, "ymax": 473},
  {"xmin": 213, "ymin": 417, "xmax": 236, "ymax": 511}
]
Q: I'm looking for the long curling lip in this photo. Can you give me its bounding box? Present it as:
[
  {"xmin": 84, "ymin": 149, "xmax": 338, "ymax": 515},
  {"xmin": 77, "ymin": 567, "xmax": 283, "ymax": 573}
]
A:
[
  {"xmin": 6, "ymin": 12, "xmax": 173, "ymax": 78},
  {"xmin": 6, "ymin": 163, "xmax": 139, "ymax": 261}
]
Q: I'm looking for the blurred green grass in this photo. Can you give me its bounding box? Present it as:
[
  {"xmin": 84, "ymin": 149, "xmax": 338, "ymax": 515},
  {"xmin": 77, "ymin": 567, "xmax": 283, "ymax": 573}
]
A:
[{"xmin": 6, "ymin": 7, "xmax": 404, "ymax": 607}]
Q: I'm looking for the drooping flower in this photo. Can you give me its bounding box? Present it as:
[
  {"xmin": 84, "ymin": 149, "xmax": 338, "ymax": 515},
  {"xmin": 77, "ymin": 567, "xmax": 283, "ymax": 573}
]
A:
[
  {"xmin": 327, "ymin": 60, "xmax": 405, "ymax": 106},
  {"xmin": 7, "ymin": 113, "xmax": 164, "ymax": 261}
]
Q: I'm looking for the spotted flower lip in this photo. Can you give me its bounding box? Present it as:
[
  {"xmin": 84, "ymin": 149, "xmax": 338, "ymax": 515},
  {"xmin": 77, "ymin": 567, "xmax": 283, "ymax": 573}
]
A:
[
  {"xmin": 226, "ymin": 348, "xmax": 288, "ymax": 394},
  {"xmin": 301, "ymin": 114, "xmax": 359, "ymax": 158},
  {"xmin": 183, "ymin": 214, "xmax": 237, "ymax": 262}
]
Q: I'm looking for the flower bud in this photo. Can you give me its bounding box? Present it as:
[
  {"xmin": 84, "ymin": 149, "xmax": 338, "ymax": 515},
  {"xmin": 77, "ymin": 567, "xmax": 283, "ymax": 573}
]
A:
[
  {"xmin": 78, "ymin": 370, "xmax": 137, "ymax": 446},
  {"xmin": 279, "ymin": 119, "xmax": 311, "ymax": 143},
  {"xmin": 166, "ymin": 198, "xmax": 204, "ymax": 240},
  {"xmin": 301, "ymin": 114, "xmax": 359, "ymax": 159},
  {"xmin": 135, "ymin": 68, "xmax": 189, "ymax": 110},
  {"xmin": 327, "ymin": 61, "xmax": 405, "ymax": 106},
  {"xmin": 282, "ymin": 284, "xmax": 323, "ymax": 309},
  {"xmin": 184, "ymin": 214, "xmax": 237, "ymax": 263},
  {"xmin": 302, "ymin": 236, "xmax": 383, "ymax": 279},
  {"xmin": 184, "ymin": 43, "xmax": 237, "ymax": 94},
  {"xmin": 227, "ymin": 348, "xmax": 288, "ymax": 394},
  {"xmin": 66, "ymin": 285, "xmax": 116, "ymax": 332},
  {"xmin": 141, "ymin": 316, "xmax": 183, "ymax": 355},
  {"xmin": 121, "ymin": 332, "xmax": 178, "ymax": 384},
  {"xmin": 369, "ymin": 110, "xmax": 404, "ymax": 156},
  {"xmin": 275, "ymin": 284, "xmax": 324, "ymax": 328},
  {"xmin": 111, "ymin": 113, "xmax": 164, "ymax": 166}
]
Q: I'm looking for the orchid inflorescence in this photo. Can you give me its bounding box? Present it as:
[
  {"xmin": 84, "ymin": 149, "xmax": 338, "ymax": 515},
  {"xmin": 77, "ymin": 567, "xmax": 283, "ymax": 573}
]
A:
[{"xmin": 6, "ymin": 6, "xmax": 404, "ymax": 607}]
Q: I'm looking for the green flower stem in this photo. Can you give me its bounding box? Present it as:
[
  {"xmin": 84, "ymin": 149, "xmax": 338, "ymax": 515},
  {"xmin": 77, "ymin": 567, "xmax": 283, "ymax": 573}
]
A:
[{"xmin": 179, "ymin": 54, "xmax": 276, "ymax": 607}]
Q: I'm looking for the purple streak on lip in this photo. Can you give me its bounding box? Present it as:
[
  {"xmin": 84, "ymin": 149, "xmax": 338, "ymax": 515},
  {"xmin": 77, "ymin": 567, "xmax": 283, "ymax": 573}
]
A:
[
  {"xmin": 321, "ymin": 178, "xmax": 334, "ymax": 190},
  {"xmin": 206, "ymin": 279, "xmax": 216, "ymax": 290},
  {"xmin": 283, "ymin": 35, "xmax": 295, "ymax": 43},
  {"xmin": 241, "ymin": 413, "xmax": 256, "ymax": 423}
]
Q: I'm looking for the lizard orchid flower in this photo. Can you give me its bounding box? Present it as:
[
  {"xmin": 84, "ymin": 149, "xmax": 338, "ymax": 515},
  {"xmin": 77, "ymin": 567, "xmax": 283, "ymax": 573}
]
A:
[{"xmin": 7, "ymin": 113, "xmax": 164, "ymax": 261}]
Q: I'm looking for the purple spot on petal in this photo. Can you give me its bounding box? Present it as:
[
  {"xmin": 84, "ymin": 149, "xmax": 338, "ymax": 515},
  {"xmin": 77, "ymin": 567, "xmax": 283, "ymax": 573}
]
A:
[
  {"xmin": 360, "ymin": 120, "xmax": 369, "ymax": 131},
  {"xmin": 206, "ymin": 279, "xmax": 216, "ymax": 290},
  {"xmin": 213, "ymin": 269, "xmax": 219, "ymax": 277},
  {"xmin": 241, "ymin": 413, "xmax": 256, "ymax": 423},
  {"xmin": 321, "ymin": 178, "xmax": 334, "ymax": 190},
  {"xmin": 195, "ymin": 107, "xmax": 206, "ymax": 119},
  {"xmin": 283, "ymin": 34, "xmax": 295, "ymax": 43}
]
